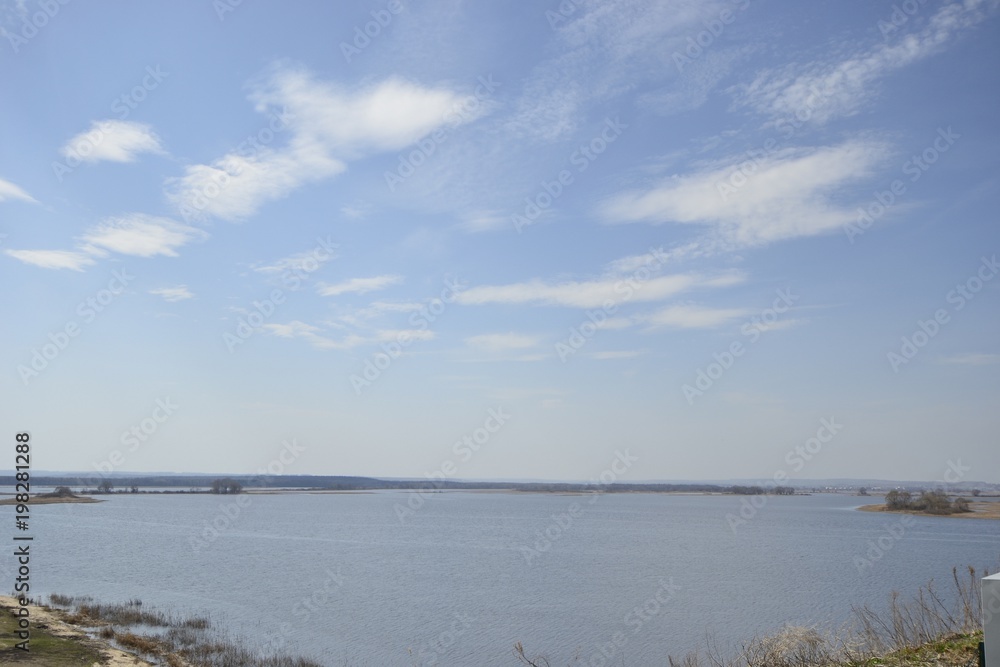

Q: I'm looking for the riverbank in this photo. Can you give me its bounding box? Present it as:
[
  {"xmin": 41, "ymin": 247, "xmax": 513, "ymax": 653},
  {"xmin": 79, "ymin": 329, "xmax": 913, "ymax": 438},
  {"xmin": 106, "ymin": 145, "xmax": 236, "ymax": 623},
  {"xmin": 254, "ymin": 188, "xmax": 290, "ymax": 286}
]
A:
[
  {"xmin": 1, "ymin": 594, "xmax": 322, "ymax": 667},
  {"xmin": 0, "ymin": 595, "xmax": 150, "ymax": 665},
  {"xmin": 857, "ymin": 501, "xmax": 1000, "ymax": 519}
]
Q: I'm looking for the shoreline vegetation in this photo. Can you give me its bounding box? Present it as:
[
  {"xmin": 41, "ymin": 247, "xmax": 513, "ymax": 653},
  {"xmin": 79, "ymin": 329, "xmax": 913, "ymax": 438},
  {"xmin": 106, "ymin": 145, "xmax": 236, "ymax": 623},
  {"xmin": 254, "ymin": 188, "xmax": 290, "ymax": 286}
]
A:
[
  {"xmin": 1, "ymin": 566, "xmax": 992, "ymax": 666},
  {"xmin": 858, "ymin": 501, "xmax": 1000, "ymax": 519},
  {"xmin": 0, "ymin": 594, "xmax": 321, "ymax": 666},
  {"xmin": 856, "ymin": 488, "xmax": 1000, "ymax": 520},
  {"xmin": 0, "ymin": 486, "xmax": 103, "ymax": 506}
]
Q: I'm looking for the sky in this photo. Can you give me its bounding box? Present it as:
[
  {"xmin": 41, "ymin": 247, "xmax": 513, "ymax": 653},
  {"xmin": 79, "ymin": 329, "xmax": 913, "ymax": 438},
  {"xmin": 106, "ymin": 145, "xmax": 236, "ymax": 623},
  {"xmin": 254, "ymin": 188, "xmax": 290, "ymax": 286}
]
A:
[{"xmin": 1, "ymin": 0, "xmax": 998, "ymax": 484}]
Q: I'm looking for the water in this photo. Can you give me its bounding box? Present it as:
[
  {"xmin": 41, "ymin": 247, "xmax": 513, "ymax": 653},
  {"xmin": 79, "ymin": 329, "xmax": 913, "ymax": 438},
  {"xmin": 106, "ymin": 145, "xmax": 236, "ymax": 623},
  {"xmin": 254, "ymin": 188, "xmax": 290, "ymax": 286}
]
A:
[{"xmin": 2, "ymin": 492, "xmax": 997, "ymax": 665}]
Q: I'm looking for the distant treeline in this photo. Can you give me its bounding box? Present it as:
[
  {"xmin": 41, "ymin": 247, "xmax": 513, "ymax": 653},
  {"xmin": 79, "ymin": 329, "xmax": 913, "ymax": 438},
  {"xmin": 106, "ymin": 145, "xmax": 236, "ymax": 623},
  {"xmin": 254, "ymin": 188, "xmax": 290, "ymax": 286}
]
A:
[
  {"xmin": 1, "ymin": 474, "xmax": 753, "ymax": 495},
  {"xmin": 726, "ymin": 485, "xmax": 796, "ymax": 495}
]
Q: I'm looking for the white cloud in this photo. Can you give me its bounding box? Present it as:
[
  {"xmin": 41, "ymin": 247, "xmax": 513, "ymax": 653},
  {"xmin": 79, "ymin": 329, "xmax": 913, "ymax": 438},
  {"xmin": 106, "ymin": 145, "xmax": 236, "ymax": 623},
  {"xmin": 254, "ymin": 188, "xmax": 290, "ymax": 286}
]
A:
[
  {"xmin": 941, "ymin": 353, "xmax": 1000, "ymax": 366},
  {"xmin": 262, "ymin": 320, "xmax": 432, "ymax": 351},
  {"xmin": 80, "ymin": 214, "xmax": 207, "ymax": 257},
  {"xmin": 61, "ymin": 120, "xmax": 164, "ymax": 163},
  {"xmin": 590, "ymin": 350, "xmax": 646, "ymax": 360},
  {"xmin": 166, "ymin": 65, "xmax": 470, "ymax": 221},
  {"xmin": 456, "ymin": 210, "xmax": 507, "ymax": 233},
  {"xmin": 318, "ymin": 275, "xmax": 402, "ymax": 297},
  {"xmin": 456, "ymin": 272, "xmax": 743, "ymax": 308},
  {"xmin": 253, "ymin": 247, "xmax": 337, "ymax": 276},
  {"xmin": 150, "ymin": 286, "xmax": 194, "ymax": 302},
  {"xmin": 643, "ymin": 304, "xmax": 750, "ymax": 329},
  {"xmin": 4, "ymin": 249, "xmax": 95, "ymax": 271},
  {"xmin": 733, "ymin": 0, "xmax": 997, "ymax": 125},
  {"xmin": 0, "ymin": 177, "xmax": 36, "ymax": 203},
  {"xmin": 602, "ymin": 140, "xmax": 887, "ymax": 245},
  {"xmin": 466, "ymin": 333, "xmax": 542, "ymax": 352}
]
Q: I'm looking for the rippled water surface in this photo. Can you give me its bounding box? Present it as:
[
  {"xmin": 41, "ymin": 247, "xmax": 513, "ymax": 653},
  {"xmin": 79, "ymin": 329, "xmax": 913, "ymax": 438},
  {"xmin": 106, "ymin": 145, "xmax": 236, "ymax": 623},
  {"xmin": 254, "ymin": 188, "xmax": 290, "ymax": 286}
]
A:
[{"xmin": 3, "ymin": 491, "xmax": 997, "ymax": 665}]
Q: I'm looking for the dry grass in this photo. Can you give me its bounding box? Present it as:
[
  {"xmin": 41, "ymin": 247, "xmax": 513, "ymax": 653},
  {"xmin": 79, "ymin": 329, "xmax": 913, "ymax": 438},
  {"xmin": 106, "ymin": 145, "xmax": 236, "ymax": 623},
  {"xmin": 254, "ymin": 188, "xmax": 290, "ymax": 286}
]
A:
[{"xmin": 48, "ymin": 595, "xmax": 323, "ymax": 667}]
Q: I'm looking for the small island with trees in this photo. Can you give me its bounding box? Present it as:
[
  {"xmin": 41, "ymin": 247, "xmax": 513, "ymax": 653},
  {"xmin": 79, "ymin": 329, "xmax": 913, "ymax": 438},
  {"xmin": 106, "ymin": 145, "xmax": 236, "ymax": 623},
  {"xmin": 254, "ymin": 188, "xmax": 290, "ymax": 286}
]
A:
[{"xmin": 859, "ymin": 489, "xmax": 1000, "ymax": 519}]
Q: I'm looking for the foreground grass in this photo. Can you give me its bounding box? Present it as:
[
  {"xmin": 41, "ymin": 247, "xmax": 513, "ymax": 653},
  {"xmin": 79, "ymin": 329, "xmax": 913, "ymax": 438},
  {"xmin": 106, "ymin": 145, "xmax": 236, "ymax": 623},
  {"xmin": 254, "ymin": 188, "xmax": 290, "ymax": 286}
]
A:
[
  {"xmin": 848, "ymin": 630, "xmax": 981, "ymax": 666},
  {"xmin": 0, "ymin": 599, "xmax": 108, "ymax": 666},
  {"xmin": 3, "ymin": 594, "xmax": 322, "ymax": 667}
]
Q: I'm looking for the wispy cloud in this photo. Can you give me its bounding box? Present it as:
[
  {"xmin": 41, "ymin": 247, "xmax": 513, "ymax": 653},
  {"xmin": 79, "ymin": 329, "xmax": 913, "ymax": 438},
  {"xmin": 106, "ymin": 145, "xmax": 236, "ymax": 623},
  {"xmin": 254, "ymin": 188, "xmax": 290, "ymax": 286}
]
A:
[
  {"xmin": 456, "ymin": 272, "xmax": 743, "ymax": 308},
  {"xmin": 941, "ymin": 352, "xmax": 1000, "ymax": 366},
  {"xmin": 4, "ymin": 249, "xmax": 95, "ymax": 271},
  {"xmin": 150, "ymin": 286, "xmax": 194, "ymax": 302},
  {"xmin": 466, "ymin": 333, "xmax": 542, "ymax": 352},
  {"xmin": 263, "ymin": 320, "xmax": 433, "ymax": 350},
  {"xmin": 456, "ymin": 210, "xmax": 507, "ymax": 233},
  {"xmin": 0, "ymin": 177, "xmax": 36, "ymax": 203},
  {"xmin": 590, "ymin": 350, "xmax": 646, "ymax": 360},
  {"xmin": 60, "ymin": 120, "xmax": 164, "ymax": 163},
  {"xmin": 166, "ymin": 64, "xmax": 472, "ymax": 221},
  {"xmin": 641, "ymin": 304, "xmax": 750, "ymax": 329},
  {"xmin": 602, "ymin": 140, "xmax": 887, "ymax": 245},
  {"xmin": 318, "ymin": 275, "xmax": 403, "ymax": 297},
  {"xmin": 733, "ymin": 0, "xmax": 997, "ymax": 125},
  {"xmin": 506, "ymin": 0, "xmax": 731, "ymax": 141},
  {"xmin": 80, "ymin": 214, "xmax": 207, "ymax": 258}
]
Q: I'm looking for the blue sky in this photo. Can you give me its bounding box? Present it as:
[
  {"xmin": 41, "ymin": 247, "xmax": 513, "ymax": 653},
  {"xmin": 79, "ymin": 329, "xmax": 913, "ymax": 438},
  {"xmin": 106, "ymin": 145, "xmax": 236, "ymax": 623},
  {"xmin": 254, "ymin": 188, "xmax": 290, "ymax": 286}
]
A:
[{"xmin": 1, "ymin": 0, "xmax": 998, "ymax": 483}]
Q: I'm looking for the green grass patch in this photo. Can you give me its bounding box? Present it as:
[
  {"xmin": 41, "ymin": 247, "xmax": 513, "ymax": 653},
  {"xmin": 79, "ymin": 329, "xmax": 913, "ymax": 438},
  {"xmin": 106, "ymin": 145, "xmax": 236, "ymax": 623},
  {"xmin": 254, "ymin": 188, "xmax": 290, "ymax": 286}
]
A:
[{"xmin": 0, "ymin": 603, "xmax": 105, "ymax": 665}]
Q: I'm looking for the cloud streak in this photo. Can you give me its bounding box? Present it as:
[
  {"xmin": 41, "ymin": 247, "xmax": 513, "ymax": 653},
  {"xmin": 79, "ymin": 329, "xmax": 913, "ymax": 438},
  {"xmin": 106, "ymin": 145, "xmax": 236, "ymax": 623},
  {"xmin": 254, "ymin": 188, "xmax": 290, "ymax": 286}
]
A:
[
  {"xmin": 166, "ymin": 64, "xmax": 472, "ymax": 221},
  {"xmin": 602, "ymin": 140, "xmax": 887, "ymax": 245}
]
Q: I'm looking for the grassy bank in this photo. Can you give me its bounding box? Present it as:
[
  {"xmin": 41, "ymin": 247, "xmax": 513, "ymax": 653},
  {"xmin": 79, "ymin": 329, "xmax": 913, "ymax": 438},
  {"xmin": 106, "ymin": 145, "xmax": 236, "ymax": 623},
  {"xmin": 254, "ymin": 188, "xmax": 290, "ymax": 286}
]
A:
[{"xmin": 1, "ymin": 595, "xmax": 321, "ymax": 666}]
